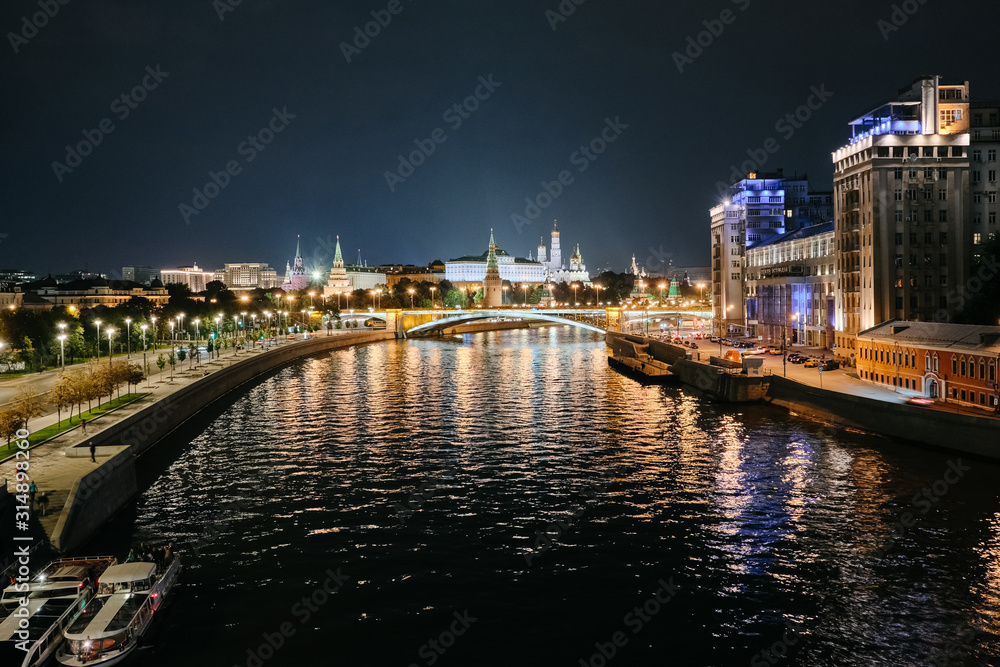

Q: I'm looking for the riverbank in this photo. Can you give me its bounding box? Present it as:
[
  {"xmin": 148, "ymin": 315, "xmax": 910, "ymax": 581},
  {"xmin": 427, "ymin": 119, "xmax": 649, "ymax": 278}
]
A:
[{"xmin": 10, "ymin": 331, "xmax": 394, "ymax": 554}]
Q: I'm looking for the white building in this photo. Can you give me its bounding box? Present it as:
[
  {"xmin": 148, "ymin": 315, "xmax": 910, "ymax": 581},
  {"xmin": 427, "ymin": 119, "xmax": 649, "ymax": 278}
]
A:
[
  {"xmin": 536, "ymin": 221, "xmax": 590, "ymax": 284},
  {"xmin": 161, "ymin": 264, "xmax": 215, "ymax": 293},
  {"xmin": 218, "ymin": 263, "xmax": 281, "ymax": 291},
  {"xmin": 445, "ymin": 231, "xmax": 545, "ymax": 285}
]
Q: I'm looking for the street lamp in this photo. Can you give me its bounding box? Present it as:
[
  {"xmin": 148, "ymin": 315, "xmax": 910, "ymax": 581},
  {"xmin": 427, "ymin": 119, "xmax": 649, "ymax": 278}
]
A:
[
  {"xmin": 460, "ymin": 287, "xmax": 467, "ymax": 307},
  {"xmin": 308, "ymin": 291, "xmax": 315, "ymax": 309},
  {"xmin": 572, "ymin": 283, "xmax": 579, "ymax": 306},
  {"xmin": 150, "ymin": 316, "xmax": 157, "ymax": 346},
  {"xmin": 783, "ymin": 313, "xmax": 798, "ymax": 377},
  {"xmin": 430, "ymin": 286, "xmax": 437, "ymax": 307},
  {"xmin": 94, "ymin": 319, "xmax": 102, "ymax": 361},
  {"xmin": 194, "ymin": 318, "xmax": 202, "ymax": 362},
  {"xmin": 594, "ymin": 284, "xmax": 602, "ymax": 306},
  {"xmin": 125, "ymin": 317, "xmax": 132, "ymax": 358},
  {"xmin": 697, "ymin": 283, "xmax": 706, "ymax": 303},
  {"xmin": 140, "ymin": 324, "xmax": 148, "ymax": 384},
  {"xmin": 106, "ymin": 328, "xmax": 115, "ymax": 368},
  {"xmin": 522, "ymin": 283, "xmax": 529, "ymax": 306},
  {"xmin": 57, "ymin": 334, "xmax": 66, "ymax": 372}
]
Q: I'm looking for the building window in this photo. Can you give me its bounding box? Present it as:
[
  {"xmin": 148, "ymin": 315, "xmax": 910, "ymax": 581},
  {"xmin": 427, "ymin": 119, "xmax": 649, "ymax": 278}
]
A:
[
  {"xmin": 925, "ymin": 354, "xmax": 931, "ymax": 370},
  {"xmin": 974, "ymin": 149, "xmax": 982, "ymax": 162},
  {"xmin": 973, "ymin": 171, "xmax": 982, "ymax": 184},
  {"xmin": 975, "ymin": 233, "xmax": 982, "ymax": 245},
  {"xmin": 939, "ymin": 210, "xmax": 948, "ymax": 223},
  {"xmin": 938, "ymin": 189, "xmax": 947, "ymax": 201},
  {"xmin": 895, "ymin": 210, "xmax": 904, "ymax": 222},
  {"xmin": 895, "ymin": 233, "xmax": 903, "ymax": 245},
  {"xmin": 992, "ymin": 171, "xmax": 998, "ymax": 183},
  {"xmin": 991, "ymin": 150, "xmax": 998, "ymax": 162},
  {"xmin": 974, "ymin": 192, "xmax": 982, "ymax": 204},
  {"xmin": 894, "ymin": 168, "xmax": 903, "ymax": 179},
  {"xmin": 924, "ymin": 210, "xmax": 934, "ymax": 222},
  {"xmin": 990, "ymin": 192, "xmax": 997, "ymax": 203},
  {"xmin": 895, "ymin": 189, "xmax": 902, "ymax": 201},
  {"xmin": 940, "ymin": 232, "xmax": 948, "ymax": 244},
  {"xmin": 934, "ymin": 356, "xmax": 939, "ymax": 372}
]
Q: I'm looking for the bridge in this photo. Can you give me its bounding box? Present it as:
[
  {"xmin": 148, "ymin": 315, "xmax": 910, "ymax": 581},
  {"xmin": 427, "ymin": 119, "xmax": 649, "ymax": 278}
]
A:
[{"xmin": 343, "ymin": 307, "xmax": 713, "ymax": 337}]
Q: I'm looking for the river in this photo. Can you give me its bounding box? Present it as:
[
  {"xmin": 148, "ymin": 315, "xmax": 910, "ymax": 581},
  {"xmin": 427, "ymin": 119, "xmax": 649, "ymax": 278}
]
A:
[{"xmin": 87, "ymin": 326, "xmax": 1000, "ymax": 666}]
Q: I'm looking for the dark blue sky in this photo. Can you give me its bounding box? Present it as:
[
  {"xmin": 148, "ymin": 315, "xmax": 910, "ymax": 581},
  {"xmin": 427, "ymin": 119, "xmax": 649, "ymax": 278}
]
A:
[{"xmin": 2, "ymin": 0, "xmax": 997, "ymax": 278}]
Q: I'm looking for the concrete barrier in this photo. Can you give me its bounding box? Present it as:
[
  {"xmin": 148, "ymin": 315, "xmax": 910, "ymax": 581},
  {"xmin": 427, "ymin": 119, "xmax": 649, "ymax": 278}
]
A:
[
  {"xmin": 766, "ymin": 376, "xmax": 1000, "ymax": 459},
  {"xmin": 51, "ymin": 331, "xmax": 395, "ymax": 553}
]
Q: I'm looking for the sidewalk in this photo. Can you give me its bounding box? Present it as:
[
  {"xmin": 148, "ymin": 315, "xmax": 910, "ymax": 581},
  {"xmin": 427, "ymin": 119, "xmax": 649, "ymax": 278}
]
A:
[
  {"xmin": 694, "ymin": 342, "xmax": 1000, "ymax": 418},
  {"xmin": 2, "ymin": 333, "xmax": 356, "ymax": 537}
]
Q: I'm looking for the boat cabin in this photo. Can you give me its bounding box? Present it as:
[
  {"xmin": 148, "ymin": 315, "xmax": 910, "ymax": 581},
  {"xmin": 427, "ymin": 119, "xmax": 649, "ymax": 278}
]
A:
[{"xmin": 97, "ymin": 563, "xmax": 157, "ymax": 595}]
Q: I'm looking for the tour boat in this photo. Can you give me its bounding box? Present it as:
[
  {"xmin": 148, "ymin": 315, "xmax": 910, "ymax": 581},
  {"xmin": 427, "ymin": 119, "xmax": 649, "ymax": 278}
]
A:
[
  {"xmin": 0, "ymin": 556, "xmax": 117, "ymax": 667},
  {"xmin": 56, "ymin": 556, "xmax": 181, "ymax": 666}
]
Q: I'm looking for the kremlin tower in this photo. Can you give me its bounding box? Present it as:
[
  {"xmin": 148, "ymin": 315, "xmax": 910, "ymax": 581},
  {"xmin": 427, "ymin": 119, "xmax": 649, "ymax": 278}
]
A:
[
  {"xmin": 483, "ymin": 229, "xmax": 503, "ymax": 307},
  {"xmin": 281, "ymin": 235, "xmax": 310, "ymax": 291}
]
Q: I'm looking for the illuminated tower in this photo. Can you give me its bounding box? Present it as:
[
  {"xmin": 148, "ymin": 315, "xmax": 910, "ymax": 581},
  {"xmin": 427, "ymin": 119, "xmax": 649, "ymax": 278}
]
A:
[
  {"xmin": 483, "ymin": 229, "xmax": 503, "ymax": 307},
  {"xmin": 326, "ymin": 235, "xmax": 350, "ymax": 292},
  {"xmin": 537, "ymin": 237, "xmax": 547, "ymax": 266},
  {"xmin": 281, "ymin": 235, "xmax": 310, "ymax": 291},
  {"xmin": 549, "ymin": 221, "xmax": 562, "ymax": 271}
]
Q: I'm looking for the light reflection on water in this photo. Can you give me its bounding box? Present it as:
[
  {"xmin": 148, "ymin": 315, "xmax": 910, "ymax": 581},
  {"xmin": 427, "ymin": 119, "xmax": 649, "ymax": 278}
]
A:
[{"xmin": 92, "ymin": 327, "xmax": 1000, "ymax": 666}]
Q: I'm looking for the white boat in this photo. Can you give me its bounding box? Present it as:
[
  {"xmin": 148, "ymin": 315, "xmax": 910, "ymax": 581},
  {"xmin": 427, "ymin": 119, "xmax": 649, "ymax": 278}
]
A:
[
  {"xmin": 56, "ymin": 557, "xmax": 181, "ymax": 666},
  {"xmin": 0, "ymin": 556, "xmax": 117, "ymax": 667}
]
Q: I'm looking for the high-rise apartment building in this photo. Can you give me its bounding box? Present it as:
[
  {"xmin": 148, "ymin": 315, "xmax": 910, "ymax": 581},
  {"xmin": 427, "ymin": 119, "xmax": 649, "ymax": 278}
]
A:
[
  {"xmin": 831, "ymin": 76, "xmax": 971, "ymax": 363},
  {"xmin": 709, "ymin": 171, "xmax": 817, "ymax": 336},
  {"xmin": 969, "ymin": 102, "xmax": 1000, "ymax": 252}
]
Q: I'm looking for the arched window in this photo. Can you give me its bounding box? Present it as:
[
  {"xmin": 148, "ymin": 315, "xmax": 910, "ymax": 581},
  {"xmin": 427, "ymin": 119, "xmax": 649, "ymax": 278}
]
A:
[
  {"xmin": 925, "ymin": 353, "xmax": 931, "ymax": 371},
  {"xmin": 933, "ymin": 355, "xmax": 939, "ymax": 372}
]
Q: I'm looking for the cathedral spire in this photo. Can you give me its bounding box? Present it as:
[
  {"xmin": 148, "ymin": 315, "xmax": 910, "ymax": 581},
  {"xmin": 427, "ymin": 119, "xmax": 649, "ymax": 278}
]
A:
[{"xmin": 295, "ymin": 234, "xmax": 301, "ymax": 259}]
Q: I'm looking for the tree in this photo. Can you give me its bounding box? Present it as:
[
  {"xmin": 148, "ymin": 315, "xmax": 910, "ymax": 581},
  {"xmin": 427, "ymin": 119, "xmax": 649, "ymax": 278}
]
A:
[
  {"xmin": 51, "ymin": 375, "xmax": 74, "ymax": 425},
  {"xmin": 168, "ymin": 350, "xmax": 177, "ymax": 380},
  {"xmin": 127, "ymin": 363, "xmax": 145, "ymax": 393},
  {"xmin": 13, "ymin": 388, "xmax": 43, "ymax": 432},
  {"xmin": 156, "ymin": 353, "xmax": 167, "ymax": 380},
  {"xmin": 177, "ymin": 348, "xmax": 187, "ymax": 364},
  {"xmin": 443, "ymin": 289, "xmax": 464, "ymax": 308},
  {"xmin": 0, "ymin": 408, "xmax": 19, "ymax": 445}
]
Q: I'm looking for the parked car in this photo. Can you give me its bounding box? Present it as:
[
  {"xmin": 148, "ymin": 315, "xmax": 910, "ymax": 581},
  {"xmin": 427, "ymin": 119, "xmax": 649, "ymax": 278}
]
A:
[
  {"xmin": 767, "ymin": 347, "xmax": 783, "ymax": 355},
  {"xmin": 803, "ymin": 358, "xmax": 819, "ymax": 368},
  {"xmin": 745, "ymin": 347, "xmax": 767, "ymax": 355},
  {"xmin": 820, "ymin": 360, "xmax": 839, "ymax": 371},
  {"xmin": 789, "ymin": 355, "xmax": 807, "ymax": 364}
]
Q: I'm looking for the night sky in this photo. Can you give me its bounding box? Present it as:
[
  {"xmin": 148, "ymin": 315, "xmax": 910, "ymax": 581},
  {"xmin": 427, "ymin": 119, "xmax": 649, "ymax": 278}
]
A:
[{"xmin": 2, "ymin": 0, "xmax": 997, "ymax": 279}]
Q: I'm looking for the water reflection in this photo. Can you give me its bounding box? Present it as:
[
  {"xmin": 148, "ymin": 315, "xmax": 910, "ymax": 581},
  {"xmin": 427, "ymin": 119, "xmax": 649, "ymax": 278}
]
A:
[{"xmin": 90, "ymin": 326, "xmax": 1000, "ymax": 666}]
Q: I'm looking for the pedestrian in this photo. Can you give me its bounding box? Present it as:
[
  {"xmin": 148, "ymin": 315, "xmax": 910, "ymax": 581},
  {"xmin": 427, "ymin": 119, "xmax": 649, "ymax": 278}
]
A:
[
  {"xmin": 81, "ymin": 418, "xmax": 87, "ymax": 434},
  {"xmin": 89, "ymin": 441, "xmax": 96, "ymax": 462},
  {"xmin": 29, "ymin": 480, "xmax": 37, "ymax": 507}
]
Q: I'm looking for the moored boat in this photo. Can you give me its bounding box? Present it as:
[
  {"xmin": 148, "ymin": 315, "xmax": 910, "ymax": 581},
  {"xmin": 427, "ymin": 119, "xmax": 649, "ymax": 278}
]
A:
[
  {"xmin": 56, "ymin": 556, "xmax": 181, "ymax": 666},
  {"xmin": 0, "ymin": 556, "xmax": 117, "ymax": 667}
]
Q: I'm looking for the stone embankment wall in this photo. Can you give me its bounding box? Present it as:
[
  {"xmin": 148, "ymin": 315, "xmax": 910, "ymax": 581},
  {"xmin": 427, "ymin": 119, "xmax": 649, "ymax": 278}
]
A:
[{"xmin": 52, "ymin": 332, "xmax": 395, "ymax": 552}]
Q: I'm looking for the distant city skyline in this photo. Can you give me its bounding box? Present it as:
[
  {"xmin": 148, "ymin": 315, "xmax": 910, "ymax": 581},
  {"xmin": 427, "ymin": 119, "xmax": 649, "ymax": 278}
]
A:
[{"xmin": 4, "ymin": 1, "xmax": 999, "ymax": 278}]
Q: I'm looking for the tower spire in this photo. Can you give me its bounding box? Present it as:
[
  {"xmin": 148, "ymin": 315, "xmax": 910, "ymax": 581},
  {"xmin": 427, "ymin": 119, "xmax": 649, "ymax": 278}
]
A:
[
  {"xmin": 334, "ymin": 235, "xmax": 343, "ymax": 264},
  {"xmin": 295, "ymin": 234, "xmax": 301, "ymax": 259},
  {"xmin": 487, "ymin": 228, "xmax": 498, "ymax": 268}
]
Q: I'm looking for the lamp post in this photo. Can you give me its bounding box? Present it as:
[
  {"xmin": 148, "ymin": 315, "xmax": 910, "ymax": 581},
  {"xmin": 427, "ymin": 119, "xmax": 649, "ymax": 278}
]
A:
[
  {"xmin": 572, "ymin": 283, "xmax": 579, "ymax": 307},
  {"xmin": 522, "ymin": 283, "xmax": 529, "ymax": 306},
  {"xmin": 697, "ymin": 283, "xmax": 705, "ymax": 303},
  {"xmin": 125, "ymin": 317, "xmax": 132, "ymax": 358},
  {"xmin": 194, "ymin": 318, "xmax": 201, "ymax": 362},
  {"xmin": 502, "ymin": 285, "xmax": 509, "ymax": 306},
  {"xmin": 140, "ymin": 324, "xmax": 148, "ymax": 385},
  {"xmin": 94, "ymin": 319, "xmax": 102, "ymax": 361},
  {"xmin": 57, "ymin": 334, "xmax": 66, "ymax": 372},
  {"xmin": 430, "ymin": 286, "xmax": 437, "ymax": 307},
  {"xmin": 460, "ymin": 287, "xmax": 467, "ymax": 307},
  {"xmin": 150, "ymin": 316, "xmax": 157, "ymax": 347},
  {"xmin": 783, "ymin": 313, "xmax": 798, "ymax": 378},
  {"xmin": 106, "ymin": 328, "xmax": 115, "ymax": 368},
  {"xmin": 57, "ymin": 322, "xmax": 67, "ymax": 368},
  {"xmin": 251, "ymin": 315, "xmax": 257, "ymax": 347},
  {"xmin": 408, "ymin": 288, "xmax": 415, "ymax": 308},
  {"xmin": 308, "ymin": 291, "xmax": 315, "ymax": 309},
  {"xmin": 177, "ymin": 313, "xmax": 185, "ymax": 341},
  {"xmin": 594, "ymin": 284, "xmax": 602, "ymax": 306}
]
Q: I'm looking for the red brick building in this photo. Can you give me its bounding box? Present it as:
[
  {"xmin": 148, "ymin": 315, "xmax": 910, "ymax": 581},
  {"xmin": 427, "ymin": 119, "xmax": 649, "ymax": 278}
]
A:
[{"xmin": 857, "ymin": 320, "xmax": 1000, "ymax": 409}]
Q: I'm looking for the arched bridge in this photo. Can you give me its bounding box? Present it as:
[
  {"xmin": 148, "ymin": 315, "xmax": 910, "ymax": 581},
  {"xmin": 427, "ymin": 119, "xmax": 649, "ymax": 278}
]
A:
[{"xmin": 354, "ymin": 307, "xmax": 712, "ymax": 337}]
